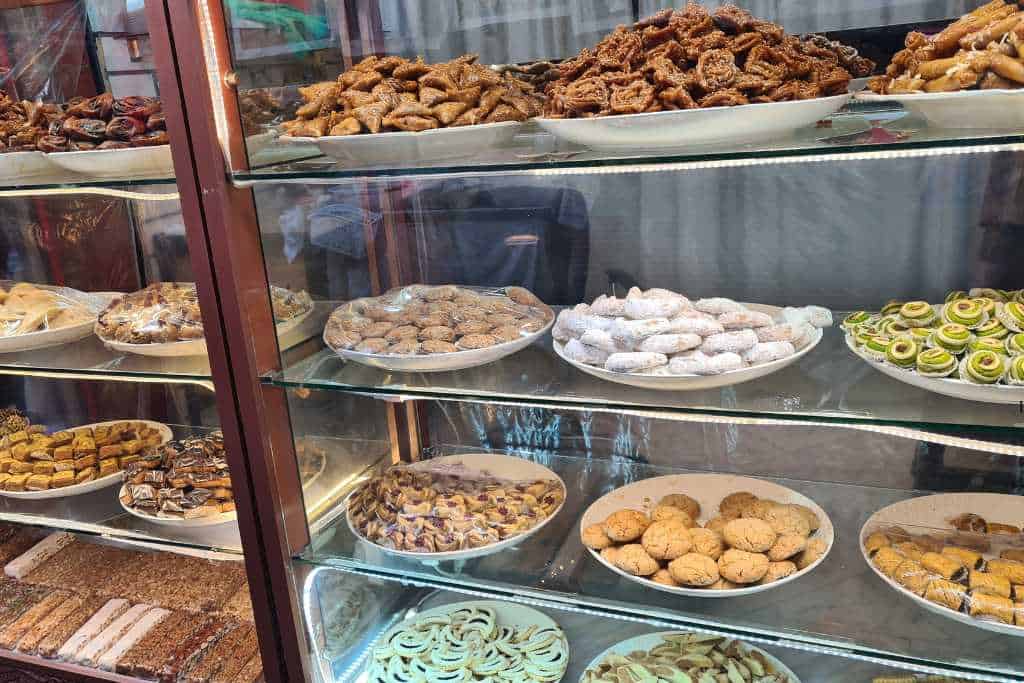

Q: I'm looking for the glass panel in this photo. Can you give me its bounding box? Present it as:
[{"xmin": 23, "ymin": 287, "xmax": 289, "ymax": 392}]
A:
[
  {"xmin": 297, "ymin": 564, "xmax": 993, "ymax": 682},
  {"xmin": 214, "ymin": 0, "xmax": 1024, "ymax": 176},
  {"xmin": 256, "ymin": 149, "xmax": 1024, "ymax": 433},
  {"xmin": 291, "ymin": 392, "xmax": 1024, "ymax": 681}
]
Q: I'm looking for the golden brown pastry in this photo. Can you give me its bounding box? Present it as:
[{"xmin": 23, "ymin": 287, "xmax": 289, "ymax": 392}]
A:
[
  {"xmin": 970, "ymin": 570, "xmax": 1012, "ymax": 598},
  {"xmin": 657, "ymin": 493, "xmax": 700, "ymax": 521},
  {"xmin": 864, "ymin": 531, "xmax": 891, "ymax": 555},
  {"xmin": 722, "ymin": 518, "xmax": 776, "ymax": 553},
  {"xmin": 650, "ymin": 504, "xmax": 695, "ymax": 527},
  {"xmin": 892, "ymin": 541, "xmax": 926, "ymax": 563},
  {"xmin": 941, "ymin": 546, "xmax": 983, "ymax": 570},
  {"xmin": 762, "ymin": 504, "xmax": 812, "ymax": 538},
  {"xmin": 924, "ymin": 578, "xmax": 967, "ymax": 611},
  {"xmin": 719, "ymin": 491, "xmax": 758, "ymax": 518},
  {"xmin": 921, "ymin": 552, "xmax": 966, "ymax": 581},
  {"xmin": 969, "ymin": 592, "xmax": 1015, "ymax": 624},
  {"xmin": 581, "ymin": 523, "xmax": 613, "ymax": 550},
  {"xmin": 641, "ymin": 520, "xmax": 693, "ymax": 561},
  {"xmin": 894, "ymin": 559, "xmax": 934, "ymax": 596},
  {"xmin": 760, "ymin": 560, "xmax": 797, "ymax": 584},
  {"xmin": 688, "ymin": 528, "xmax": 724, "ymax": 560},
  {"xmin": 767, "ymin": 534, "xmax": 807, "ymax": 562},
  {"xmin": 717, "ymin": 549, "xmax": 769, "ymax": 584},
  {"xmin": 987, "ymin": 558, "xmax": 1024, "ymax": 584},
  {"xmin": 668, "ymin": 552, "xmax": 720, "ymax": 587},
  {"xmin": 613, "ymin": 544, "xmax": 660, "ymax": 576},
  {"xmin": 602, "ymin": 509, "xmax": 651, "ymax": 543},
  {"xmin": 650, "ymin": 568, "xmax": 679, "ymax": 587},
  {"xmin": 796, "ymin": 537, "xmax": 828, "ymax": 570}
]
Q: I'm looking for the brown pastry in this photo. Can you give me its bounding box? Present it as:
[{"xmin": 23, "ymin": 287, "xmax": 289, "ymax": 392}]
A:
[
  {"xmin": 668, "ymin": 552, "xmax": 720, "ymax": 586},
  {"xmin": 641, "ymin": 519, "xmax": 693, "ymax": 560},
  {"xmin": 739, "ymin": 498, "xmax": 777, "ymax": 520},
  {"xmin": 722, "ymin": 518, "xmax": 776, "ymax": 553},
  {"xmin": 894, "ymin": 559, "xmax": 934, "ymax": 596},
  {"xmin": 717, "ymin": 549, "xmax": 769, "ymax": 584},
  {"xmin": 921, "ymin": 551, "xmax": 967, "ymax": 581},
  {"xmin": 581, "ymin": 524, "xmax": 614, "ymax": 550},
  {"xmin": 612, "ymin": 544, "xmax": 660, "ymax": 576},
  {"xmin": 970, "ymin": 570, "xmax": 1012, "ymax": 598},
  {"xmin": 650, "ymin": 568, "xmax": 679, "ymax": 587},
  {"xmin": 761, "ymin": 561, "xmax": 797, "ymax": 584},
  {"xmin": 795, "ymin": 537, "xmax": 828, "ymax": 570},
  {"xmin": 969, "ymin": 592, "xmax": 1015, "ymax": 624},
  {"xmin": 763, "ymin": 504, "xmax": 812, "ymax": 538},
  {"xmin": 650, "ymin": 504, "xmax": 695, "ymax": 526},
  {"xmin": 767, "ymin": 534, "xmax": 806, "ymax": 561},
  {"xmin": 657, "ymin": 493, "xmax": 701, "ymax": 520},
  {"xmin": 924, "ymin": 578, "xmax": 968, "ymax": 611},
  {"xmin": 941, "ymin": 546, "xmax": 983, "ymax": 570},
  {"xmin": 603, "ymin": 509, "xmax": 651, "ymax": 542},
  {"xmin": 719, "ymin": 491, "xmax": 758, "ymax": 517},
  {"xmin": 688, "ymin": 528, "xmax": 724, "ymax": 560}
]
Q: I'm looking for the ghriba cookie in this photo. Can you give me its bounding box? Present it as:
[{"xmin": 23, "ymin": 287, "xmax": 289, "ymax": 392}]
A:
[
  {"xmin": 761, "ymin": 560, "xmax": 797, "ymax": 584},
  {"xmin": 650, "ymin": 568, "xmax": 679, "ymax": 587},
  {"xmin": 602, "ymin": 509, "xmax": 650, "ymax": 542},
  {"xmin": 688, "ymin": 528, "xmax": 724, "ymax": 560},
  {"xmin": 763, "ymin": 504, "xmax": 812, "ymax": 538},
  {"xmin": 722, "ymin": 518, "xmax": 777, "ymax": 553},
  {"xmin": 719, "ymin": 491, "xmax": 758, "ymax": 518},
  {"xmin": 668, "ymin": 553, "xmax": 720, "ymax": 587},
  {"xmin": 739, "ymin": 498, "xmax": 777, "ymax": 520},
  {"xmin": 795, "ymin": 537, "xmax": 828, "ymax": 570},
  {"xmin": 641, "ymin": 520, "xmax": 693, "ymax": 560},
  {"xmin": 717, "ymin": 549, "xmax": 769, "ymax": 584},
  {"xmin": 581, "ymin": 524, "xmax": 614, "ymax": 550},
  {"xmin": 704, "ymin": 516, "xmax": 731, "ymax": 535},
  {"xmin": 767, "ymin": 534, "xmax": 806, "ymax": 561},
  {"xmin": 651, "ymin": 504, "xmax": 695, "ymax": 527},
  {"xmin": 613, "ymin": 544, "xmax": 660, "ymax": 576},
  {"xmin": 658, "ymin": 494, "xmax": 701, "ymax": 521}
]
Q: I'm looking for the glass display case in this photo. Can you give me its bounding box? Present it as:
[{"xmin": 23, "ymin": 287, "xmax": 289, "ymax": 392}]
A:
[{"xmin": 171, "ymin": 0, "xmax": 1024, "ymax": 681}]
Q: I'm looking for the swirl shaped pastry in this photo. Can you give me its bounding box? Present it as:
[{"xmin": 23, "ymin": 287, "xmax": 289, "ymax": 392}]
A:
[
  {"xmin": 975, "ymin": 317, "xmax": 1010, "ymax": 340},
  {"xmin": 970, "ymin": 287, "xmax": 1009, "ymax": 302},
  {"xmin": 996, "ymin": 301, "xmax": 1024, "ymax": 332},
  {"xmin": 929, "ymin": 323, "xmax": 973, "ymax": 354},
  {"xmin": 877, "ymin": 316, "xmax": 910, "ymax": 337},
  {"xmin": 1007, "ymin": 355, "xmax": 1024, "ymax": 385},
  {"xmin": 969, "ymin": 336, "xmax": 1006, "ymax": 354},
  {"xmin": 881, "ymin": 300, "xmax": 904, "ymax": 316},
  {"xmin": 842, "ymin": 311, "xmax": 872, "ymax": 331},
  {"xmin": 959, "ymin": 350, "xmax": 1007, "ymax": 384},
  {"xmin": 974, "ymin": 297, "xmax": 998, "ymax": 318},
  {"xmin": 1005, "ymin": 333, "xmax": 1024, "ymax": 356},
  {"xmin": 942, "ymin": 299, "xmax": 987, "ymax": 328},
  {"xmin": 898, "ymin": 301, "xmax": 937, "ymax": 328},
  {"xmin": 945, "ymin": 290, "xmax": 969, "ymax": 304},
  {"xmin": 916, "ymin": 348, "xmax": 957, "ymax": 377},
  {"xmin": 906, "ymin": 327, "xmax": 933, "ymax": 343},
  {"xmin": 862, "ymin": 335, "xmax": 892, "ymax": 361},
  {"xmin": 852, "ymin": 323, "xmax": 880, "ymax": 347}
]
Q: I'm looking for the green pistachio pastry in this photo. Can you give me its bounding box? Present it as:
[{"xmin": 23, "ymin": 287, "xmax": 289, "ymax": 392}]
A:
[
  {"xmin": 916, "ymin": 348, "xmax": 957, "ymax": 378},
  {"xmin": 842, "ymin": 311, "xmax": 872, "ymax": 331},
  {"xmin": 878, "ymin": 316, "xmax": 910, "ymax": 337},
  {"xmin": 942, "ymin": 298, "xmax": 987, "ymax": 329},
  {"xmin": 975, "ymin": 318, "xmax": 1009, "ymax": 340},
  {"xmin": 898, "ymin": 301, "xmax": 937, "ymax": 328},
  {"xmin": 944, "ymin": 290, "xmax": 968, "ymax": 304},
  {"xmin": 880, "ymin": 300, "xmax": 904, "ymax": 317},
  {"xmin": 996, "ymin": 301, "xmax": 1024, "ymax": 333},
  {"xmin": 1008, "ymin": 355, "xmax": 1024, "ymax": 385},
  {"xmin": 969, "ymin": 288, "xmax": 1009, "ymax": 303},
  {"xmin": 968, "ymin": 337, "xmax": 1006, "ymax": 354},
  {"xmin": 973, "ymin": 297, "xmax": 997, "ymax": 318},
  {"xmin": 929, "ymin": 323, "xmax": 973, "ymax": 354},
  {"xmin": 959, "ymin": 350, "xmax": 1006, "ymax": 385},
  {"xmin": 885, "ymin": 337, "xmax": 920, "ymax": 369},
  {"xmin": 907, "ymin": 327, "xmax": 933, "ymax": 342},
  {"xmin": 863, "ymin": 335, "xmax": 892, "ymax": 361},
  {"xmin": 1005, "ymin": 333, "xmax": 1024, "ymax": 356}
]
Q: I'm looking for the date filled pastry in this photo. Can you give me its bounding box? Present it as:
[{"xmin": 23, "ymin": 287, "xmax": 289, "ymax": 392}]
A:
[
  {"xmin": 941, "ymin": 545, "xmax": 983, "ymax": 570},
  {"xmin": 970, "ymin": 569, "xmax": 1012, "ymax": 598},
  {"xmin": 349, "ymin": 464, "xmax": 564, "ymax": 554},
  {"xmin": 325, "ymin": 284, "xmax": 551, "ymax": 357},
  {"xmin": 969, "ymin": 592, "xmax": 1015, "ymax": 625},
  {"xmin": 986, "ymin": 558, "xmax": 1024, "ymax": 584},
  {"xmin": 921, "ymin": 551, "xmax": 967, "ymax": 581},
  {"xmin": 924, "ymin": 578, "xmax": 968, "ymax": 611},
  {"xmin": 95, "ymin": 283, "xmax": 203, "ymax": 345}
]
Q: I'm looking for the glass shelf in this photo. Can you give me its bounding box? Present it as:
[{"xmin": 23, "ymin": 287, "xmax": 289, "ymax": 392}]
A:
[
  {"xmin": 267, "ymin": 321, "xmax": 1024, "ymax": 438},
  {"xmin": 234, "ymin": 106, "xmax": 1024, "ymax": 184},
  {"xmin": 0, "ymin": 336, "xmax": 212, "ymax": 388},
  {"xmin": 302, "ymin": 576, "xmax": 927, "ymax": 683},
  {"xmin": 300, "ymin": 453, "xmax": 1024, "ymax": 682},
  {"xmin": 0, "ymin": 173, "xmax": 178, "ymax": 197}
]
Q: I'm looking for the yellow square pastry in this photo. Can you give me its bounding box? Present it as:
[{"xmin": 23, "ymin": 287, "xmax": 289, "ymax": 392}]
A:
[
  {"xmin": 8, "ymin": 461, "xmax": 33, "ymax": 475},
  {"xmin": 50, "ymin": 471, "xmax": 75, "ymax": 488},
  {"xmin": 75, "ymin": 467, "xmax": 97, "ymax": 484},
  {"xmin": 32, "ymin": 462, "xmax": 55, "ymax": 475},
  {"xmin": 5, "ymin": 473, "xmax": 29, "ymax": 491},
  {"xmin": 98, "ymin": 458, "xmax": 119, "ymax": 478},
  {"xmin": 25, "ymin": 474, "xmax": 50, "ymax": 491},
  {"xmin": 53, "ymin": 460, "xmax": 75, "ymax": 472}
]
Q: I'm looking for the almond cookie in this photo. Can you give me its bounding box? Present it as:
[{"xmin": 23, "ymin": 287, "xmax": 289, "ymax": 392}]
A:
[
  {"xmin": 489, "ymin": 325, "xmax": 523, "ymax": 343},
  {"xmin": 602, "ymin": 509, "xmax": 650, "ymax": 542},
  {"xmin": 739, "ymin": 498, "xmax": 777, "ymax": 520},
  {"xmin": 361, "ymin": 305, "xmax": 403, "ymax": 321},
  {"xmin": 422, "ymin": 285, "xmax": 457, "ymax": 301},
  {"xmin": 581, "ymin": 523, "xmax": 614, "ymax": 550},
  {"xmin": 641, "ymin": 520, "xmax": 693, "ymax": 561},
  {"xmin": 658, "ymin": 494, "xmax": 701, "ymax": 521},
  {"xmin": 761, "ymin": 560, "xmax": 797, "ymax": 584},
  {"xmin": 340, "ymin": 315, "xmax": 373, "ymax": 332},
  {"xmin": 486, "ymin": 313, "xmax": 521, "ymax": 328},
  {"xmin": 326, "ymin": 329, "xmax": 361, "ymax": 350},
  {"xmin": 613, "ymin": 544, "xmax": 660, "ymax": 576},
  {"xmin": 767, "ymin": 534, "xmax": 807, "ymax": 561},
  {"xmin": 651, "ymin": 504, "xmax": 695, "ymax": 527},
  {"xmin": 795, "ymin": 537, "xmax": 828, "ymax": 570},
  {"xmin": 387, "ymin": 340, "xmax": 421, "ymax": 355},
  {"xmin": 689, "ymin": 528, "xmax": 724, "ymax": 560},
  {"xmin": 668, "ymin": 553, "xmax": 720, "ymax": 587},
  {"xmin": 506, "ymin": 286, "xmax": 543, "ymax": 307},
  {"xmin": 763, "ymin": 504, "xmax": 812, "ymax": 538},
  {"xmin": 650, "ymin": 568, "xmax": 679, "ymax": 587},
  {"xmin": 361, "ymin": 321, "xmax": 395, "ymax": 338},
  {"xmin": 427, "ymin": 300, "xmax": 459, "ymax": 314},
  {"xmin": 456, "ymin": 334, "xmax": 499, "ymax": 350},
  {"xmin": 421, "ymin": 340, "xmax": 458, "ymax": 354},
  {"xmin": 384, "ymin": 325, "xmax": 419, "ymax": 342},
  {"xmin": 453, "ymin": 306, "xmax": 488, "ymax": 322},
  {"xmin": 419, "ymin": 325, "xmax": 455, "ymax": 342},
  {"xmin": 355, "ymin": 339, "xmax": 389, "ymax": 354},
  {"xmin": 722, "ymin": 518, "xmax": 777, "ymax": 553},
  {"xmin": 719, "ymin": 491, "xmax": 758, "ymax": 518},
  {"xmin": 718, "ymin": 549, "xmax": 769, "ymax": 584},
  {"xmin": 454, "ymin": 320, "xmax": 492, "ymax": 336},
  {"xmin": 415, "ymin": 313, "xmax": 451, "ymax": 328},
  {"xmin": 704, "ymin": 516, "xmax": 731, "ymax": 535}
]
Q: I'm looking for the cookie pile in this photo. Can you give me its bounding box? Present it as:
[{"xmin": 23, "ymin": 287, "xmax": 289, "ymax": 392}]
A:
[
  {"xmin": 366, "ymin": 604, "xmax": 568, "ymax": 682},
  {"xmin": 582, "ymin": 632, "xmax": 792, "ymax": 683},
  {"xmin": 555, "ymin": 287, "xmax": 829, "ymax": 376},
  {"xmin": 96, "ymin": 283, "xmax": 204, "ymax": 345},
  {"xmin": 582, "ymin": 490, "xmax": 827, "ymax": 589},
  {"xmin": 325, "ymin": 284, "xmax": 552, "ymax": 356},
  {"xmin": 844, "ymin": 287, "xmax": 1024, "ymax": 386}
]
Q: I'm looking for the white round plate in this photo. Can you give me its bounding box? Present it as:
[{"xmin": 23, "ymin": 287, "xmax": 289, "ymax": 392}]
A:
[
  {"xmin": 580, "ymin": 473, "xmax": 834, "ymax": 597},
  {"xmin": 856, "ymin": 90, "xmax": 1024, "ymax": 129},
  {"xmin": 555, "ymin": 304, "xmax": 822, "ymax": 391},
  {"xmin": 283, "ymin": 120, "xmax": 521, "ymax": 164},
  {"xmin": 579, "ymin": 630, "xmax": 801, "ymax": 683},
  {"xmin": 0, "ymin": 151, "xmax": 55, "ymax": 182},
  {"xmin": 0, "ymin": 420, "xmax": 172, "ymax": 500},
  {"xmin": 861, "ymin": 492, "xmax": 1024, "ymax": 637},
  {"xmin": 0, "ymin": 283, "xmax": 108, "ymax": 354},
  {"xmin": 537, "ymin": 93, "xmax": 850, "ymax": 151},
  {"xmin": 46, "ymin": 145, "xmax": 173, "ymax": 177},
  {"xmin": 845, "ymin": 334, "xmax": 1023, "ymax": 405},
  {"xmin": 366, "ymin": 600, "xmax": 568, "ymax": 682},
  {"xmin": 347, "ymin": 453, "xmax": 566, "ymax": 563},
  {"xmin": 326, "ymin": 292, "xmax": 554, "ymax": 373},
  {"xmin": 118, "ymin": 485, "xmax": 237, "ymax": 527}
]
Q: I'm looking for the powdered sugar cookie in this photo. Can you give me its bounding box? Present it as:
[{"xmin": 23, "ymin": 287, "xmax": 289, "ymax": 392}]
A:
[
  {"xmin": 625, "ymin": 296, "xmax": 687, "ymax": 320},
  {"xmin": 590, "ymin": 295, "xmax": 627, "ymax": 317},
  {"xmin": 611, "ymin": 318, "xmax": 672, "ymax": 344},
  {"xmin": 742, "ymin": 341, "xmax": 796, "ymax": 365},
  {"xmin": 700, "ymin": 329, "xmax": 758, "ymax": 354},
  {"xmin": 666, "ymin": 316, "xmax": 724, "ymax": 337},
  {"xmin": 718, "ymin": 309, "xmax": 774, "ymax": 329},
  {"xmin": 563, "ymin": 338, "xmax": 610, "ymax": 366},
  {"xmin": 695, "ymin": 297, "xmax": 744, "ymax": 315},
  {"xmin": 639, "ymin": 333, "xmax": 702, "ymax": 354},
  {"xmin": 605, "ymin": 352, "xmax": 667, "ymax": 373},
  {"xmin": 756, "ymin": 323, "xmax": 799, "ymax": 343},
  {"xmin": 580, "ymin": 328, "xmax": 627, "ymax": 353}
]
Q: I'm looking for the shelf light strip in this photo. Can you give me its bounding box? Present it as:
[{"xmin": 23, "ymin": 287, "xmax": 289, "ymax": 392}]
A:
[
  {"xmin": 0, "ymin": 187, "xmax": 179, "ymax": 200},
  {"xmin": 328, "ymin": 563, "xmax": 1016, "ymax": 683}
]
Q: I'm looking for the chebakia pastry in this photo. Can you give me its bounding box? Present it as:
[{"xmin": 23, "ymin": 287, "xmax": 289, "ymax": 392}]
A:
[
  {"xmin": 869, "ymin": 0, "xmax": 1024, "ymax": 94},
  {"xmin": 0, "ymin": 283, "xmax": 93, "ymax": 337},
  {"xmin": 348, "ymin": 464, "xmax": 564, "ymax": 553}
]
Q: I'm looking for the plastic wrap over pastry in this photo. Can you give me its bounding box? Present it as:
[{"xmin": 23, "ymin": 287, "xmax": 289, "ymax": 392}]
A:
[
  {"xmin": 95, "ymin": 283, "xmax": 203, "ymax": 345},
  {"xmin": 324, "ymin": 284, "xmax": 553, "ymax": 356},
  {"xmin": 0, "ymin": 282, "xmax": 100, "ymax": 337},
  {"xmin": 269, "ymin": 285, "xmax": 313, "ymax": 324},
  {"xmin": 347, "ymin": 462, "xmax": 565, "ymax": 554}
]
